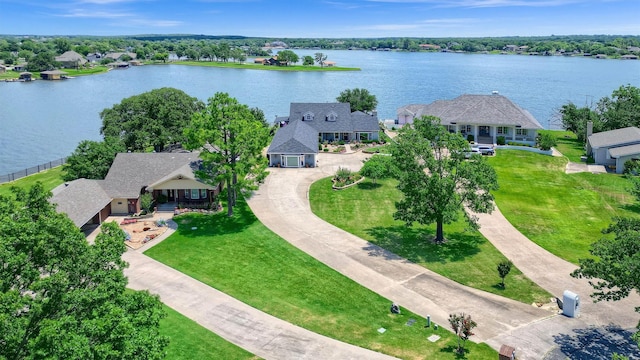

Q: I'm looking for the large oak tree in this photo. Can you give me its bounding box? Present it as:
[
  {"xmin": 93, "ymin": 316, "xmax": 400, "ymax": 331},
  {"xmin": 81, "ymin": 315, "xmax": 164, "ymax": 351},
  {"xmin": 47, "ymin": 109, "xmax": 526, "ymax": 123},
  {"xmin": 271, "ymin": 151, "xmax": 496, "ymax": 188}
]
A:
[
  {"xmin": 336, "ymin": 88, "xmax": 378, "ymax": 114},
  {"xmin": 100, "ymin": 87, "xmax": 204, "ymax": 152},
  {"xmin": 0, "ymin": 183, "xmax": 168, "ymax": 359},
  {"xmin": 391, "ymin": 116, "xmax": 498, "ymax": 243},
  {"xmin": 184, "ymin": 92, "xmax": 270, "ymax": 217}
]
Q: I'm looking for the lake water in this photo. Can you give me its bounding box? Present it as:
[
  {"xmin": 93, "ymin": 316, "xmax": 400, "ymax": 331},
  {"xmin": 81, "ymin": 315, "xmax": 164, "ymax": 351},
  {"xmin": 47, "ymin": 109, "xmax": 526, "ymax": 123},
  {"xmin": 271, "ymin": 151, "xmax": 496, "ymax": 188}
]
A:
[{"xmin": 1, "ymin": 50, "xmax": 639, "ymax": 175}]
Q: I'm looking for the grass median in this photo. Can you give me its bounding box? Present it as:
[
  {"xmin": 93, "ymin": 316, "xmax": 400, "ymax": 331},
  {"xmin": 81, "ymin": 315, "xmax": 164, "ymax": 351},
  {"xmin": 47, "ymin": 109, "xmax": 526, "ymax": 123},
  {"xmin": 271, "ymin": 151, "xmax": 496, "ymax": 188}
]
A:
[
  {"xmin": 145, "ymin": 199, "xmax": 496, "ymax": 359},
  {"xmin": 309, "ymin": 177, "xmax": 551, "ymax": 305}
]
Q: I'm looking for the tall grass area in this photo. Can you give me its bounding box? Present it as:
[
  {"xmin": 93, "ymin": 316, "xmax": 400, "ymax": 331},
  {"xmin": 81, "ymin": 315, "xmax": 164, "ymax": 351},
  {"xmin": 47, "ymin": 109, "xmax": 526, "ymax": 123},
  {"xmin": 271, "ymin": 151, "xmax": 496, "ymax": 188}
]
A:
[
  {"xmin": 161, "ymin": 305, "xmax": 259, "ymax": 360},
  {"xmin": 488, "ymin": 150, "xmax": 637, "ymax": 264},
  {"xmin": 145, "ymin": 200, "xmax": 496, "ymax": 359},
  {"xmin": 309, "ymin": 177, "xmax": 551, "ymax": 304}
]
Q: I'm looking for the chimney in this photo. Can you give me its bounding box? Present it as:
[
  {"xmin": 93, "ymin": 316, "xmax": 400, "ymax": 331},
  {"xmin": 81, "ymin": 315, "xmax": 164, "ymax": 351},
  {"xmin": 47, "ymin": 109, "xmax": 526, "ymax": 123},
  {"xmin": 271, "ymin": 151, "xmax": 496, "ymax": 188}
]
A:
[{"xmin": 586, "ymin": 121, "xmax": 593, "ymax": 138}]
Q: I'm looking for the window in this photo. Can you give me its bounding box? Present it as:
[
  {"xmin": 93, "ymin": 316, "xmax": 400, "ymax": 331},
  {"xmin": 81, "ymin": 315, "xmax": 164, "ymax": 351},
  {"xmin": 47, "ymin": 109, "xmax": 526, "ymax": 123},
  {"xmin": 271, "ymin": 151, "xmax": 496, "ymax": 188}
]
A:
[
  {"xmin": 201, "ymin": 189, "xmax": 207, "ymax": 198},
  {"xmin": 461, "ymin": 125, "xmax": 471, "ymax": 134},
  {"xmin": 191, "ymin": 189, "xmax": 200, "ymax": 200},
  {"xmin": 326, "ymin": 111, "xmax": 337, "ymax": 122},
  {"xmin": 303, "ymin": 112, "xmax": 314, "ymax": 121},
  {"xmin": 359, "ymin": 133, "xmax": 369, "ymax": 141},
  {"xmin": 516, "ymin": 129, "xmax": 528, "ymax": 136},
  {"xmin": 184, "ymin": 189, "xmax": 190, "ymax": 199},
  {"xmin": 497, "ymin": 127, "xmax": 508, "ymax": 135}
]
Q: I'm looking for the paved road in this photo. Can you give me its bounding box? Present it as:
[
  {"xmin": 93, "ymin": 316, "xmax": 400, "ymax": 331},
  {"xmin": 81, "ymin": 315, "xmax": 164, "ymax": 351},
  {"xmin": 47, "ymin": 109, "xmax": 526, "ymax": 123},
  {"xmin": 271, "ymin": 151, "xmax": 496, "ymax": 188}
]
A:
[
  {"xmin": 247, "ymin": 151, "xmax": 640, "ymax": 359},
  {"xmin": 124, "ymin": 242, "xmax": 399, "ymax": 360}
]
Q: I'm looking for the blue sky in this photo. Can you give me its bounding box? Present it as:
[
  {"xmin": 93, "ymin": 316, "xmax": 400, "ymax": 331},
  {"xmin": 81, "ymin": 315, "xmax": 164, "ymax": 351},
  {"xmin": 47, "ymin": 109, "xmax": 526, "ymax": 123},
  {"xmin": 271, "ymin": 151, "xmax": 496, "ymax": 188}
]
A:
[{"xmin": 0, "ymin": 0, "xmax": 638, "ymax": 37}]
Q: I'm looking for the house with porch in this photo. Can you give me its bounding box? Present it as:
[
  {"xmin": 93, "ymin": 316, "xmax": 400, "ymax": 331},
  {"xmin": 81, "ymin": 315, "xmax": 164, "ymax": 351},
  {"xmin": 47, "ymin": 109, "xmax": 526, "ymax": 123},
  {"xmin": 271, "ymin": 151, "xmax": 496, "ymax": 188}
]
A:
[
  {"xmin": 51, "ymin": 152, "xmax": 221, "ymax": 229},
  {"xmin": 587, "ymin": 126, "xmax": 640, "ymax": 174},
  {"xmin": 396, "ymin": 94, "xmax": 543, "ymax": 145},
  {"xmin": 267, "ymin": 102, "xmax": 379, "ymax": 168}
]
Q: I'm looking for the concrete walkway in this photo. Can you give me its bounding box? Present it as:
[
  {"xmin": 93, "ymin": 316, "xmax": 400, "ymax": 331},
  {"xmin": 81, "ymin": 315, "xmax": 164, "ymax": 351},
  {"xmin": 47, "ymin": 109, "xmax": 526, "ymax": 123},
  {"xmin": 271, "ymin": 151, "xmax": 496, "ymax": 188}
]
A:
[
  {"xmin": 247, "ymin": 151, "xmax": 640, "ymax": 359},
  {"xmin": 123, "ymin": 220, "xmax": 398, "ymax": 360}
]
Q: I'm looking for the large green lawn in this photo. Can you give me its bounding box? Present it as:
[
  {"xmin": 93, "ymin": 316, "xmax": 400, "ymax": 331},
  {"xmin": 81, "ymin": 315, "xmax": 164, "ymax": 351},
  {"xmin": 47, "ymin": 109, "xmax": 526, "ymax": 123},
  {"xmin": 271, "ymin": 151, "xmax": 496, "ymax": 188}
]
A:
[
  {"xmin": 539, "ymin": 129, "xmax": 586, "ymax": 162},
  {"xmin": 161, "ymin": 305, "xmax": 259, "ymax": 360},
  {"xmin": 0, "ymin": 167, "xmax": 65, "ymax": 197},
  {"xmin": 488, "ymin": 150, "xmax": 636, "ymax": 264},
  {"xmin": 309, "ymin": 177, "xmax": 551, "ymax": 304},
  {"xmin": 145, "ymin": 200, "xmax": 496, "ymax": 359}
]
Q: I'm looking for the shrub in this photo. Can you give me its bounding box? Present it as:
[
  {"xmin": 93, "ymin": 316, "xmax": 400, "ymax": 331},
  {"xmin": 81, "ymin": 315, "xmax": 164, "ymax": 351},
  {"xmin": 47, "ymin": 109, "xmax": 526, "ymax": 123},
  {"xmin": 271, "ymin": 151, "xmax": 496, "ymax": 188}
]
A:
[
  {"xmin": 318, "ymin": 143, "xmax": 323, "ymax": 150},
  {"xmin": 156, "ymin": 193, "xmax": 168, "ymax": 204},
  {"xmin": 467, "ymin": 134, "xmax": 474, "ymax": 142},
  {"xmin": 338, "ymin": 140, "xmax": 345, "ymax": 145},
  {"xmin": 323, "ymin": 148, "xmax": 329, "ymax": 152},
  {"xmin": 623, "ymin": 160, "xmax": 640, "ymax": 176},
  {"xmin": 537, "ymin": 132, "xmax": 557, "ymax": 150},
  {"xmin": 496, "ymin": 136, "xmax": 506, "ymax": 145},
  {"xmin": 140, "ymin": 193, "xmax": 153, "ymax": 213}
]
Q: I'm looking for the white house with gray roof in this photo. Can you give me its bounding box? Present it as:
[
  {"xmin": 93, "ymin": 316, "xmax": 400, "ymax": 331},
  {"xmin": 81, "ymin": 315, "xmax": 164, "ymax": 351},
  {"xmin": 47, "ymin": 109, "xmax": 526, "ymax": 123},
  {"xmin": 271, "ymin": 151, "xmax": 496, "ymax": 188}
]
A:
[
  {"xmin": 51, "ymin": 152, "xmax": 221, "ymax": 228},
  {"xmin": 55, "ymin": 51, "xmax": 87, "ymax": 68},
  {"xmin": 587, "ymin": 126, "xmax": 640, "ymax": 173},
  {"xmin": 267, "ymin": 102, "xmax": 379, "ymax": 168},
  {"xmin": 397, "ymin": 94, "xmax": 543, "ymax": 145}
]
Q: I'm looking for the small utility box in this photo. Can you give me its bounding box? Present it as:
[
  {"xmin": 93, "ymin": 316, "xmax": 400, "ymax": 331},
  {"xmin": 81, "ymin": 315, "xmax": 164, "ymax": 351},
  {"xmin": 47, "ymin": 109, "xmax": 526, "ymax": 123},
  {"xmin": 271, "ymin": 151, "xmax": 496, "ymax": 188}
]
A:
[
  {"xmin": 499, "ymin": 344, "xmax": 516, "ymax": 360},
  {"xmin": 562, "ymin": 290, "xmax": 580, "ymax": 318}
]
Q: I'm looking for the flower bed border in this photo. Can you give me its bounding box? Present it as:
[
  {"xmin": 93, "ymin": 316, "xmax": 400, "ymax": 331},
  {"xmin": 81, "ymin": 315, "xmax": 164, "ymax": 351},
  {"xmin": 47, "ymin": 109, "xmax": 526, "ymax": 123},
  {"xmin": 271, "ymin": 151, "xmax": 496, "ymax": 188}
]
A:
[{"xmin": 332, "ymin": 176, "xmax": 366, "ymax": 190}]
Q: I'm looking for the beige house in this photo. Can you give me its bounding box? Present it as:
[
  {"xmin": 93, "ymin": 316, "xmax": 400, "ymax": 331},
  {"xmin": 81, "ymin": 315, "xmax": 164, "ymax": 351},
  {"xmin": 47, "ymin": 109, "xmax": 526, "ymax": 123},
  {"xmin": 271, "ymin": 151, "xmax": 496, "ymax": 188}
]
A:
[
  {"xmin": 51, "ymin": 152, "xmax": 221, "ymax": 228},
  {"xmin": 55, "ymin": 51, "xmax": 87, "ymax": 68},
  {"xmin": 397, "ymin": 94, "xmax": 543, "ymax": 145}
]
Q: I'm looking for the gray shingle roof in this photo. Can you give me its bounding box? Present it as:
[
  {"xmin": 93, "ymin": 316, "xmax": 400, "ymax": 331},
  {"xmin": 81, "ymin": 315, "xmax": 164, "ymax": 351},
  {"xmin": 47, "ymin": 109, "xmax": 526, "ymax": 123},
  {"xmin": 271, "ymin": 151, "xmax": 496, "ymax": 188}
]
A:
[
  {"xmin": 609, "ymin": 143, "xmax": 640, "ymax": 158},
  {"xmin": 397, "ymin": 94, "xmax": 543, "ymax": 129},
  {"xmin": 290, "ymin": 103, "xmax": 354, "ymax": 133},
  {"xmin": 268, "ymin": 120, "xmax": 318, "ymax": 154},
  {"xmin": 588, "ymin": 127, "xmax": 640, "ymax": 149},
  {"xmin": 103, "ymin": 152, "xmax": 203, "ymax": 198},
  {"xmin": 55, "ymin": 51, "xmax": 87, "ymax": 64},
  {"xmin": 51, "ymin": 179, "xmax": 111, "ymax": 227}
]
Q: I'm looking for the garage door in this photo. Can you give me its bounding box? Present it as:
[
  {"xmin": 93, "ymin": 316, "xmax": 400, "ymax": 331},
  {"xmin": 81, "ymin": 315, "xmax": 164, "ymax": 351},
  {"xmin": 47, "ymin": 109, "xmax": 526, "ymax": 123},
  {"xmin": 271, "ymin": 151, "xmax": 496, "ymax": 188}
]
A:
[{"xmin": 284, "ymin": 156, "xmax": 300, "ymax": 167}]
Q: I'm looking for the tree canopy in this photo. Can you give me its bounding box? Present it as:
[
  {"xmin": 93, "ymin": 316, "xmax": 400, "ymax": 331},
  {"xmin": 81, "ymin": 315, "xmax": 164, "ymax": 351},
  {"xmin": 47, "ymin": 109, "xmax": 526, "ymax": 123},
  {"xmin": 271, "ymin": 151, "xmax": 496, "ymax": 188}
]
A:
[
  {"xmin": 0, "ymin": 183, "xmax": 168, "ymax": 359},
  {"xmin": 100, "ymin": 87, "xmax": 204, "ymax": 152},
  {"xmin": 314, "ymin": 52, "xmax": 328, "ymax": 67},
  {"xmin": 184, "ymin": 92, "xmax": 270, "ymax": 217},
  {"xmin": 62, "ymin": 138, "xmax": 125, "ymax": 181},
  {"xmin": 561, "ymin": 85, "xmax": 640, "ymax": 142},
  {"xmin": 391, "ymin": 116, "xmax": 498, "ymax": 243},
  {"xmin": 336, "ymin": 88, "xmax": 378, "ymax": 113},
  {"xmin": 275, "ymin": 50, "xmax": 299, "ymax": 66}
]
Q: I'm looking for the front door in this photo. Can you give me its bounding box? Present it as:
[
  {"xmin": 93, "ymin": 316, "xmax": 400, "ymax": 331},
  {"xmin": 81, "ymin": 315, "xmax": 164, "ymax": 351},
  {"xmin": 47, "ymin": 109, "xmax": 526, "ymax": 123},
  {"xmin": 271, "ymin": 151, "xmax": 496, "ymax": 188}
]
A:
[{"xmin": 479, "ymin": 126, "xmax": 491, "ymax": 137}]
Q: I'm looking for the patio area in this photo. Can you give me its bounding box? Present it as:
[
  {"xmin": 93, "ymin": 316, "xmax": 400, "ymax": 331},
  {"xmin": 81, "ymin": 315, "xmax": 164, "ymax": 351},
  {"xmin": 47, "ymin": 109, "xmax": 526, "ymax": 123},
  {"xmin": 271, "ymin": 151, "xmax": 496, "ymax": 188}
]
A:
[{"xmin": 85, "ymin": 213, "xmax": 175, "ymax": 250}]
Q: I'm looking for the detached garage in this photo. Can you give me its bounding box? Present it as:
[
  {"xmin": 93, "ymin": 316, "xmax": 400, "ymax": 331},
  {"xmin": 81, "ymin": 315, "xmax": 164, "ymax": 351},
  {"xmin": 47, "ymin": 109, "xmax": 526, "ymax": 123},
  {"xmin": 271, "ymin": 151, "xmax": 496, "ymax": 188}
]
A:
[{"xmin": 268, "ymin": 120, "xmax": 317, "ymax": 168}]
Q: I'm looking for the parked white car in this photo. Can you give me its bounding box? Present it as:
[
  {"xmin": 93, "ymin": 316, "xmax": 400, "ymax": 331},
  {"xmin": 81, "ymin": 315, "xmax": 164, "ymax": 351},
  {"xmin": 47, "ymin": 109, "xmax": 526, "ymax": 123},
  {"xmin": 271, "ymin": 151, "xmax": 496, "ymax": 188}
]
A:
[{"xmin": 474, "ymin": 145, "xmax": 495, "ymax": 156}]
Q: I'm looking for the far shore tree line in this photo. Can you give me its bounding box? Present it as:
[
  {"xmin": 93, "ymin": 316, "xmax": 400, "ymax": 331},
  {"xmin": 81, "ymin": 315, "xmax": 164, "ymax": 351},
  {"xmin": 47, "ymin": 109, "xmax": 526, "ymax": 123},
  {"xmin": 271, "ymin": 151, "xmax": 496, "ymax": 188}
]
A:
[{"xmin": 2, "ymin": 34, "xmax": 640, "ymax": 72}]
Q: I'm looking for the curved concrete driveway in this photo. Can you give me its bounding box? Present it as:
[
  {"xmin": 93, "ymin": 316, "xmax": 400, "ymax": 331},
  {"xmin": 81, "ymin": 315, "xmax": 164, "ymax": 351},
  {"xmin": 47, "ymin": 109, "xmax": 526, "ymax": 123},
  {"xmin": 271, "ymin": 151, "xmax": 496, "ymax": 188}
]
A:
[
  {"xmin": 248, "ymin": 151, "xmax": 640, "ymax": 359},
  {"xmin": 247, "ymin": 152, "xmax": 552, "ymax": 344}
]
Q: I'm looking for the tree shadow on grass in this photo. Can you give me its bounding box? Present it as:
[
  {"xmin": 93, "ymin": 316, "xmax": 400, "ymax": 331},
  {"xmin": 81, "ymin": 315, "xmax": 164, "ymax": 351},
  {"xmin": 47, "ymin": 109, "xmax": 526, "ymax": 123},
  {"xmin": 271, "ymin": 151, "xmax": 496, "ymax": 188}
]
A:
[
  {"xmin": 173, "ymin": 199, "xmax": 257, "ymax": 238},
  {"xmin": 364, "ymin": 225, "xmax": 483, "ymax": 264},
  {"xmin": 356, "ymin": 181, "xmax": 382, "ymax": 190},
  {"xmin": 621, "ymin": 203, "xmax": 640, "ymax": 213},
  {"xmin": 549, "ymin": 324, "xmax": 640, "ymax": 360},
  {"xmin": 439, "ymin": 345, "xmax": 469, "ymax": 359}
]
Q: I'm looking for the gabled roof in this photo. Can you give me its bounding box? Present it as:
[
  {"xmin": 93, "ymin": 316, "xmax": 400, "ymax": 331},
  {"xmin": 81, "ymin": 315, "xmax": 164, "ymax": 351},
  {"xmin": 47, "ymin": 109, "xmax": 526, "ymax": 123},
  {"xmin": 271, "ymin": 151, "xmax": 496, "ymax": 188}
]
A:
[
  {"xmin": 102, "ymin": 152, "xmax": 203, "ymax": 199},
  {"xmin": 268, "ymin": 120, "xmax": 318, "ymax": 154},
  {"xmin": 290, "ymin": 103, "xmax": 354, "ymax": 133},
  {"xmin": 51, "ymin": 179, "xmax": 111, "ymax": 227},
  {"xmin": 398, "ymin": 94, "xmax": 543, "ymax": 129},
  {"xmin": 588, "ymin": 127, "xmax": 640, "ymax": 149},
  {"xmin": 286, "ymin": 103, "xmax": 379, "ymax": 133}
]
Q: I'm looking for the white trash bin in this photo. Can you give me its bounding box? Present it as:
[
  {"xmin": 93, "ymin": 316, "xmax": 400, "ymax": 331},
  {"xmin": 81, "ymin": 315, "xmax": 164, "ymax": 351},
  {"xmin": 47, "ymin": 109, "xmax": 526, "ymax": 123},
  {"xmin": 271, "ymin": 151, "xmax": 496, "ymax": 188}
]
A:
[{"xmin": 562, "ymin": 290, "xmax": 580, "ymax": 318}]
